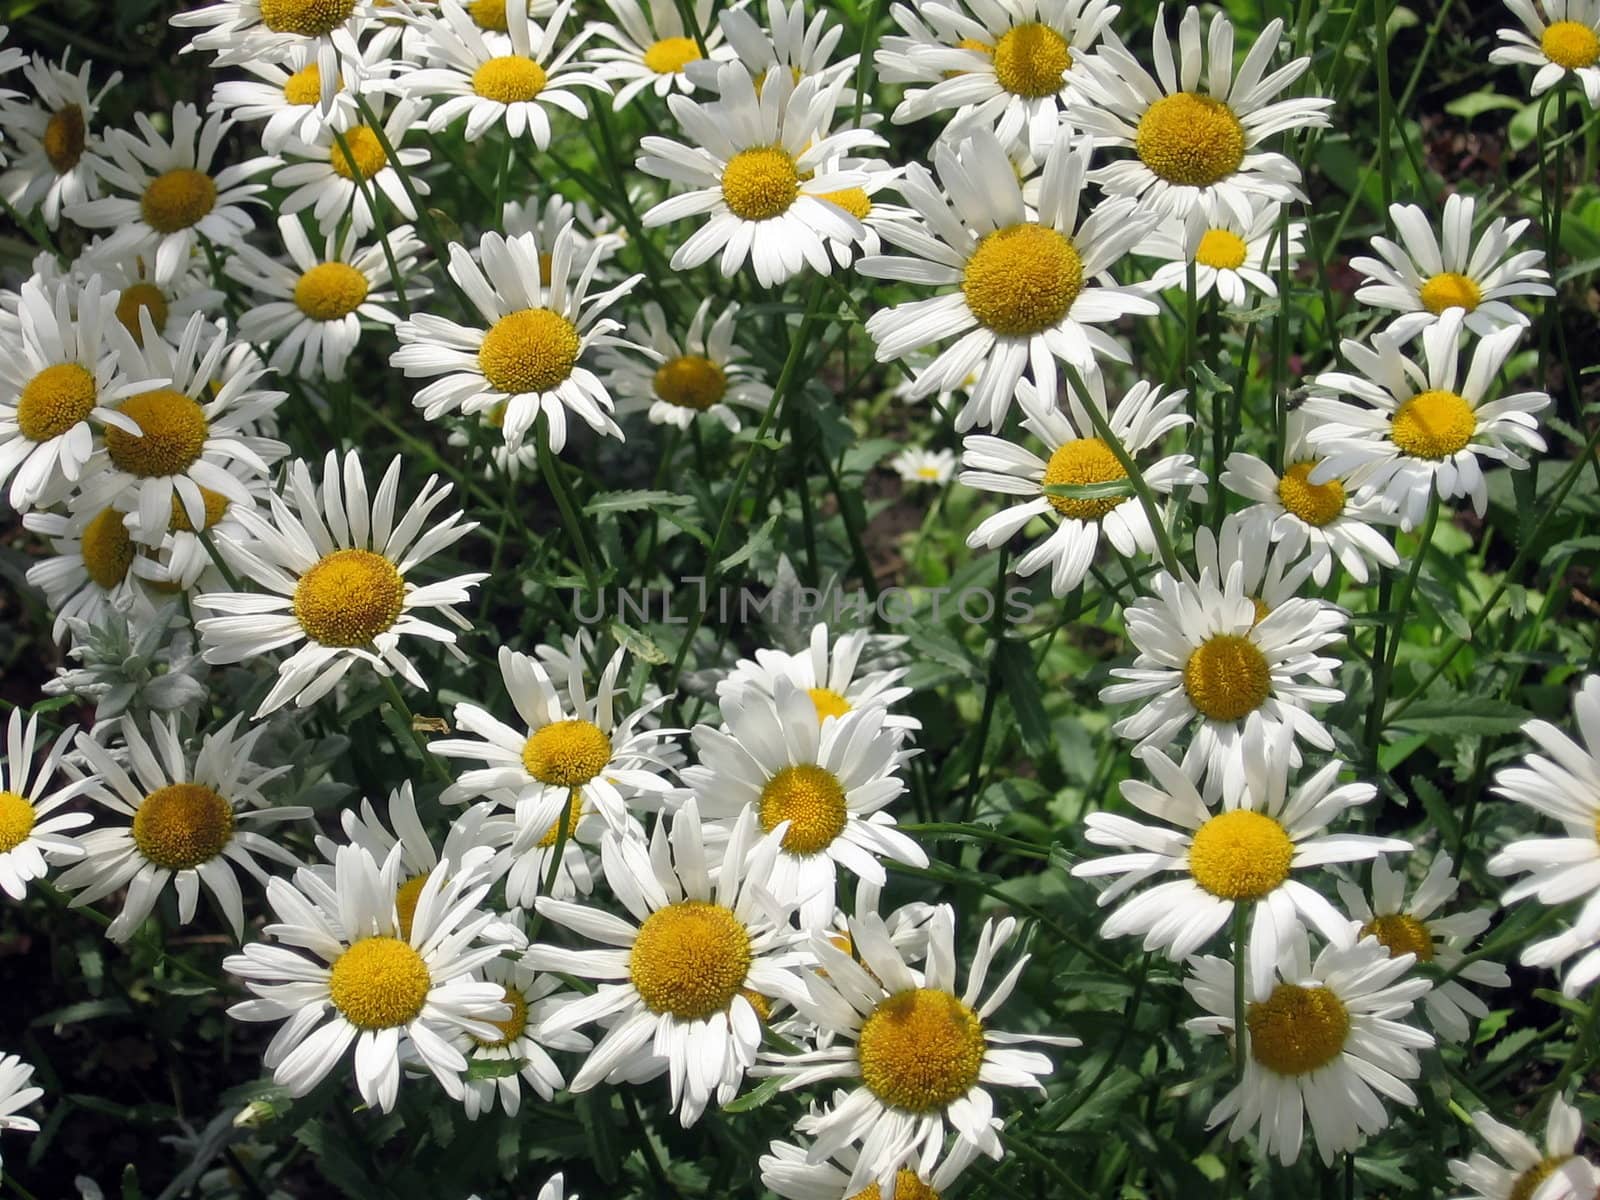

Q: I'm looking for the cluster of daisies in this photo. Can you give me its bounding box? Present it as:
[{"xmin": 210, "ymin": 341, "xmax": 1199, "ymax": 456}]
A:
[{"xmin": 0, "ymin": 0, "xmax": 1599, "ymax": 1192}]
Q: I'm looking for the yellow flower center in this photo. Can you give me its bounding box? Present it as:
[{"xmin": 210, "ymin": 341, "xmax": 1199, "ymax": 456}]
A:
[
  {"xmin": 808, "ymin": 687, "xmax": 851, "ymax": 722},
  {"xmin": 0, "ymin": 792, "xmax": 37, "ymax": 854},
  {"xmin": 330, "ymin": 126, "xmax": 388, "ymax": 180},
  {"xmin": 131, "ymin": 782, "xmax": 234, "ymax": 870},
  {"xmin": 963, "ymin": 222, "xmax": 1083, "ymax": 337},
  {"xmin": 478, "ymin": 307, "xmax": 582, "ymax": 394},
  {"xmin": 1360, "ymin": 912, "xmax": 1434, "ymax": 962},
  {"xmin": 1135, "ymin": 92, "xmax": 1247, "ymax": 187},
  {"xmin": 653, "ymin": 354, "xmax": 727, "ymax": 410},
  {"xmin": 116, "ymin": 282, "xmax": 170, "ymax": 345},
  {"xmin": 1195, "ymin": 228, "xmax": 1248, "ymax": 271},
  {"xmin": 991, "ymin": 21, "xmax": 1071, "ymax": 98},
  {"xmin": 818, "ymin": 186, "xmax": 872, "ymax": 220},
  {"xmin": 628, "ymin": 900, "xmax": 752, "ymax": 1020},
  {"xmin": 536, "ymin": 790, "xmax": 584, "ymax": 848},
  {"xmin": 1182, "ymin": 634, "xmax": 1271, "ymax": 722},
  {"xmin": 1246, "ymin": 983, "xmax": 1350, "ymax": 1076},
  {"xmin": 1276, "ymin": 460, "xmax": 1345, "ymax": 527},
  {"xmin": 328, "ymin": 936, "xmax": 431, "ymax": 1029},
  {"xmin": 258, "ymin": 0, "xmax": 356, "ymax": 35},
  {"xmin": 292, "ymin": 548, "xmax": 406, "ymax": 646},
  {"xmin": 472, "ymin": 55, "xmax": 548, "ymax": 103},
  {"xmin": 282, "ymin": 63, "xmax": 331, "ymax": 106},
  {"xmin": 169, "ymin": 486, "xmax": 231, "ymax": 533},
  {"xmin": 140, "ymin": 168, "xmax": 218, "ymax": 234},
  {"xmin": 1542, "ymin": 20, "xmax": 1600, "ymax": 69},
  {"xmin": 105, "ymin": 389, "xmax": 209, "ymax": 478},
  {"xmin": 721, "ymin": 146, "xmax": 800, "ymax": 221},
  {"xmin": 1389, "ymin": 389, "xmax": 1476, "ymax": 460},
  {"xmin": 943, "ymin": 36, "xmax": 994, "ymax": 77},
  {"xmin": 81, "ymin": 507, "xmax": 135, "ymax": 589},
  {"xmin": 1187, "ymin": 809, "xmax": 1294, "ymax": 901},
  {"xmin": 1041, "ymin": 437, "xmax": 1129, "ymax": 521},
  {"xmin": 472, "ymin": 984, "xmax": 530, "ymax": 1047},
  {"xmin": 758, "ymin": 763, "xmax": 849, "ymax": 855},
  {"xmin": 294, "ymin": 261, "xmax": 370, "ymax": 320},
  {"xmin": 1417, "ymin": 271, "xmax": 1483, "ymax": 315},
  {"xmin": 739, "ymin": 988, "xmax": 773, "ymax": 1023},
  {"xmin": 394, "ymin": 873, "xmax": 429, "ymax": 941},
  {"xmin": 43, "ymin": 103, "xmax": 86, "ymax": 174},
  {"xmin": 468, "ymin": 0, "xmax": 508, "ymax": 30},
  {"xmin": 1509, "ymin": 1158, "xmax": 1579, "ymax": 1200},
  {"xmin": 857, "ymin": 988, "xmax": 986, "ymax": 1114},
  {"xmin": 916, "ymin": 466, "xmax": 942, "ymax": 480},
  {"xmin": 643, "ymin": 35, "xmax": 701, "ymax": 74},
  {"xmin": 521, "ymin": 719, "xmax": 612, "ymax": 788},
  {"xmin": 16, "ymin": 362, "xmax": 97, "ymax": 442},
  {"xmin": 847, "ymin": 1174, "xmax": 941, "ymax": 1200}
]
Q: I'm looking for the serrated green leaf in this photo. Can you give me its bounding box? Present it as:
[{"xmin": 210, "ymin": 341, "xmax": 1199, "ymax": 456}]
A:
[
  {"xmin": 609, "ymin": 620, "xmax": 668, "ymax": 665},
  {"xmin": 1389, "ymin": 697, "xmax": 1532, "ymax": 736},
  {"xmin": 465, "ymin": 1056, "xmax": 525, "ymax": 1080},
  {"xmin": 583, "ymin": 490, "xmax": 695, "ymax": 515},
  {"xmin": 722, "ymin": 1075, "xmax": 784, "ymax": 1113}
]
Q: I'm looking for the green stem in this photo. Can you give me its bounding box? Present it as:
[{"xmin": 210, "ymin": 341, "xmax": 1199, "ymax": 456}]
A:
[
  {"xmin": 1366, "ymin": 490, "xmax": 1440, "ymax": 753},
  {"xmin": 961, "ymin": 547, "xmax": 1011, "ymax": 823},
  {"xmin": 329, "ymin": 125, "xmax": 410, "ymax": 319},
  {"xmin": 1232, "ymin": 903, "xmax": 1249, "ymax": 1077},
  {"xmin": 537, "ymin": 435, "xmax": 603, "ymax": 598},
  {"xmin": 196, "ymin": 528, "xmax": 243, "ymax": 592}
]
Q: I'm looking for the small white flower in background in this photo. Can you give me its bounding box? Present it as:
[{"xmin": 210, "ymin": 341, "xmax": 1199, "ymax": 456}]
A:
[
  {"xmin": 1135, "ymin": 196, "xmax": 1303, "ymax": 305},
  {"xmin": 1448, "ymin": 1094, "xmax": 1600, "ymax": 1200},
  {"xmin": 961, "ymin": 373, "xmax": 1203, "ymax": 598},
  {"xmin": 1490, "ymin": 0, "xmax": 1600, "ymax": 108},
  {"xmin": 812, "ymin": 156, "xmax": 918, "ymax": 270},
  {"xmin": 74, "ymin": 241, "xmax": 224, "ymax": 349},
  {"xmin": 686, "ymin": 0, "xmax": 856, "ymax": 94},
  {"xmin": 0, "ymin": 1053, "xmax": 43, "ymax": 1172},
  {"xmin": 501, "ymin": 191, "xmax": 625, "ymax": 279},
  {"xmin": 1189, "ymin": 514, "xmax": 1322, "ymax": 619},
  {"xmin": 892, "ymin": 445, "xmax": 956, "ymax": 486},
  {"xmin": 0, "ymin": 709, "xmax": 92, "ymax": 900},
  {"xmin": 1337, "ymin": 853, "xmax": 1509, "ymax": 1043},
  {"xmin": 170, "ymin": 0, "xmax": 375, "ymax": 111},
  {"xmin": 1351, "ymin": 192, "xmax": 1555, "ymax": 342},
  {"xmin": 23, "ymin": 499, "xmax": 154, "ymax": 644},
  {"xmin": 587, "ymin": 0, "xmax": 731, "ymax": 107},
  {"xmin": 271, "ymin": 96, "xmax": 427, "ymax": 238},
  {"xmin": 1186, "ymin": 931, "xmax": 1433, "ymax": 1165},
  {"xmin": 456, "ymin": 955, "xmax": 591, "ymax": 1120},
  {"xmin": 601, "ymin": 298, "xmax": 774, "ymax": 433},
  {"xmin": 1303, "ymin": 310, "xmax": 1550, "ymax": 530},
  {"xmin": 0, "ymin": 52, "xmax": 121, "ymax": 229},
  {"xmin": 44, "ymin": 602, "xmax": 209, "ymax": 720},
  {"xmin": 761, "ymin": 1127, "xmax": 988, "ymax": 1200},
  {"xmin": 717, "ymin": 623, "xmax": 921, "ymax": 738},
  {"xmin": 139, "ymin": 463, "xmax": 276, "ymax": 592},
  {"xmin": 59, "ymin": 714, "xmax": 308, "ymax": 941}
]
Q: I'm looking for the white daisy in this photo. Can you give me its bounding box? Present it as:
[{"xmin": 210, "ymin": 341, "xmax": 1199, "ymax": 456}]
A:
[
  {"xmin": 1490, "ymin": 0, "xmax": 1600, "ymax": 108},
  {"xmin": 223, "ymin": 843, "xmax": 512, "ymax": 1112},
  {"xmin": 716, "ymin": 623, "xmax": 921, "ymax": 737},
  {"xmin": 1189, "ymin": 513, "xmax": 1321, "ymax": 618},
  {"xmin": 458, "ymin": 955, "xmax": 589, "ymax": 1118},
  {"xmin": 501, "ymin": 782, "xmax": 601, "ymax": 905},
  {"xmin": 0, "ymin": 52, "xmax": 120, "ymax": 229},
  {"xmin": 524, "ymin": 802, "xmax": 809, "ymax": 1125},
  {"xmin": 1099, "ymin": 561, "xmax": 1347, "ymax": 798},
  {"xmin": 960, "ymin": 373, "xmax": 1203, "ymax": 597},
  {"xmin": 891, "ymin": 446, "xmax": 957, "ymax": 486},
  {"xmin": 1136, "ymin": 196, "xmax": 1303, "ymax": 306},
  {"xmin": 500, "ymin": 190, "xmax": 625, "ymax": 279},
  {"xmin": 586, "ymin": 0, "xmax": 731, "ymax": 107},
  {"xmin": 194, "ymin": 450, "xmax": 486, "ymax": 716},
  {"xmin": 1449, "ymin": 1095, "xmax": 1600, "ymax": 1200},
  {"xmin": 1067, "ymin": 5, "xmax": 1332, "ymax": 221},
  {"xmin": 761, "ymin": 1129, "xmax": 986, "ymax": 1200},
  {"xmin": 0, "ymin": 709, "xmax": 92, "ymax": 900},
  {"xmin": 74, "ymin": 241, "xmax": 223, "ymax": 349},
  {"xmin": 23, "ymin": 501, "xmax": 153, "ymax": 643},
  {"xmin": 170, "ymin": 0, "xmax": 375, "ymax": 111},
  {"xmin": 636, "ymin": 62, "xmax": 877, "ymax": 287},
  {"xmin": 58, "ymin": 714, "xmax": 307, "ymax": 942},
  {"xmin": 228, "ymin": 215, "xmax": 426, "ymax": 382},
  {"xmin": 686, "ymin": 0, "xmax": 856, "ymax": 93},
  {"xmin": 271, "ymin": 96, "xmax": 428, "ymax": 237},
  {"xmin": 390, "ymin": 224, "xmax": 643, "ymax": 453},
  {"xmin": 859, "ymin": 127, "xmax": 1157, "ymax": 431},
  {"xmin": 601, "ymin": 298, "xmax": 772, "ymax": 432},
  {"xmin": 1302, "ymin": 311, "xmax": 1551, "ymax": 531},
  {"xmin": 809, "ymin": 156, "xmax": 919, "ymax": 270},
  {"xmin": 1352, "ymin": 193, "xmax": 1555, "ymax": 342},
  {"xmin": 66, "ymin": 102, "xmax": 274, "ymax": 283},
  {"xmin": 0, "ymin": 1053, "xmax": 42, "ymax": 1172},
  {"xmin": 1186, "ymin": 932, "xmax": 1433, "ymax": 1165}
]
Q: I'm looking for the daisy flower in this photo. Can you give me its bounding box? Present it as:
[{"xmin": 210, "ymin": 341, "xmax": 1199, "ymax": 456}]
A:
[
  {"xmin": 860, "ymin": 128, "xmax": 1157, "ymax": 431},
  {"xmin": 1352, "ymin": 193, "xmax": 1555, "ymax": 343},
  {"xmin": 811, "ymin": 157, "xmax": 918, "ymax": 271},
  {"xmin": 716, "ymin": 623, "xmax": 920, "ymax": 736},
  {"xmin": 1449, "ymin": 1095, "xmax": 1600, "ymax": 1200},
  {"xmin": 1186, "ymin": 932, "xmax": 1433, "ymax": 1165},
  {"xmin": 223, "ymin": 843, "xmax": 512, "ymax": 1112},
  {"xmin": 761, "ymin": 1129, "xmax": 986, "ymax": 1200},
  {"xmin": 271, "ymin": 96, "xmax": 428, "ymax": 237},
  {"xmin": 960, "ymin": 373, "xmax": 1203, "ymax": 597},
  {"xmin": 501, "ymin": 191, "xmax": 625, "ymax": 279},
  {"xmin": 58, "ymin": 714, "xmax": 307, "ymax": 942},
  {"xmin": 1099, "ymin": 562, "xmax": 1347, "ymax": 798},
  {"xmin": 0, "ymin": 709, "xmax": 92, "ymax": 900},
  {"xmin": 502, "ymin": 783, "xmax": 601, "ymax": 905},
  {"xmin": 1490, "ymin": 0, "xmax": 1600, "ymax": 108},
  {"xmin": 194, "ymin": 450, "xmax": 486, "ymax": 717},
  {"xmin": 0, "ymin": 52, "xmax": 120, "ymax": 229},
  {"xmin": 228, "ymin": 214, "xmax": 426, "ymax": 382},
  {"xmin": 141, "ymin": 464, "xmax": 274, "ymax": 592},
  {"xmin": 390, "ymin": 225, "xmax": 643, "ymax": 453},
  {"xmin": 76, "ymin": 242, "xmax": 223, "ymax": 348},
  {"xmin": 686, "ymin": 0, "xmax": 856, "ymax": 92},
  {"xmin": 401, "ymin": 0, "xmax": 608, "ymax": 144},
  {"xmin": 23, "ymin": 501, "xmax": 153, "ymax": 643},
  {"xmin": 524, "ymin": 803, "xmax": 809, "ymax": 1126},
  {"xmin": 1302, "ymin": 311, "xmax": 1550, "ymax": 531},
  {"xmin": 892, "ymin": 446, "xmax": 956, "ymax": 486},
  {"xmin": 459, "ymin": 955, "xmax": 590, "ymax": 1118},
  {"xmin": 586, "ymin": 0, "xmax": 731, "ymax": 107},
  {"xmin": 0, "ymin": 1054, "xmax": 41, "ymax": 1172},
  {"xmin": 1073, "ymin": 722, "xmax": 1406, "ymax": 993},
  {"xmin": 66, "ymin": 103, "xmax": 274, "ymax": 283},
  {"xmin": 685, "ymin": 678, "xmax": 924, "ymax": 929},
  {"xmin": 1067, "ymin": 5, "xmax": 1332, "ymax": 221},
  {"xmin": 636, "ymin": 62, "xmax": 877, "ymax": 287},
  {"xmin": 600, "ymin": 298, "xmax": 773, "ymax": 433},
  {"xmin": 1190, "ymin": 514, "xmax": 1321, "ymax": 619},
  {"xmin": 1336, "ymin": 853, "xmax": 1509, "ymax": 1043},
  {"xmin": 170, "ymin": 0, "xmax": 374, "ymax": 110},
  {"xmin": 765, "ymin": 905, "xmax": 1075, "ymax": 1174},
  {"xmin": 1135, "ymin": 196, "xmax": 1304, "ymax": 305},
  {"xmin": 885, "ymin": 0, "xmax": 1121, "ymax": 156}
]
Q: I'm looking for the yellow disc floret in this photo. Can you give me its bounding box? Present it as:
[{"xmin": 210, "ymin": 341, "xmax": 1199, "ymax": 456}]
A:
[
  {"xmin": 292, "ymin": 548, "xmax": 406, "ymax": 646},
  {"xmin": 758, "ymin": 763, "xmax": 849, "ymax": 855},
  {"xmin": 258, "ymin": 0, "xmax": 356, "ymax": 36},
  {"xmin": 472, "ymin": 984, "xmax": 529, "ymax": 1047},
  {"xmin": 817, "ymin": 186, "xmax": 872, "ymax": 220},
  {"xmin": 131, "ymin": 782, "xmax": 234, "ymax": 870},
  {"xmin": 643, "ymin": 35, "xmax": 701, "ymax": 74},
  {"xmin": 140, "ymin": 168, "xmax": 217, "ymax": 234},
  {"xmin": 1195, "ymin": 228, "xmax": 1248, "ymax": 271},
  {"xmin": 330, "ymin": 126, "xmax": 388, "ymax": 181},
  {"xmin": 0, "ymin": 792, "xmax": 37, "ymax": 854},
  {"xmin": 478, "ymin": 308, "xmax": 582, "ymax": 394},
  {"xmin": 1187, "ymin": 809, "xmax": 1294, "ymax": 901},
  {"xmin": 629, "ymin": 900, "xmax": 752, "ymax": 1020},
  {"xmin": 1360, "ymin": 912, "xmax": 1434, "ymax": 962},
  {"xmin": 1246, "ymin": 983, "xmax": 1350, "ymax": 1076},
  {"xmin": 1135, "ymin": 92, "xmax": 1247, "ymax": 187},
  {"xmin": 169, "ymin": 486, "xmax": 231, "ymax": 533},
  {"xmin": 1182, "ymin": 633, "xmax": 1271, "ymax": 722},
  {"xmin": 857, "ymin": 988, "xmax": 986, "ymax": 1113},
  {"xmin": 537, "ymin": 790, "xmax": 584, "ymax": 848},
  {"xmin": 17, "ymin": 362, "xmax": 96, "ymax": 442},
  {"xmin": 1509, "ymin": 1158, "xmax": 1579, "ymax": 1200},
  {"xmin": 282, "ymin": 63, "xmax": 328, "ymax": 106},
  {"xmin": 1389, "ymin": 389, "xmax": 1476, "ymax": 460},
  {"xmin": 43, "ymin": 103, "xmax": 86, "ymax": 174},
  {"xmin": 472, "ymin": 55, "xmax": 548, "ymax": 103},
  {"xmin": 1418, "ymin": 271, "xmax": 1483, "ymax": 315},
  {"xmin": 847, "ymin": 1173, "xmax": 941, "ymax": 1200},
  {"xmin": 808, "ymin": 687, "xmax": 851, "ymax": 723},
  {"xmin": 467, "ymin": 0, "xmax": 508, "ymax": 30},
  {"xmin": 394, "ymin": 873, "xmax": 429, "ymax": 941},
  {"xmin": 328, "ymin": 936, "xmax": 432, "ymax": 1029},
  {"xmin": 653, "ymin": 354, "xmax": 727, "ymax": 410},
  {"xmin": 1276, "ymin": 460, "xmax": 1345, "ymax": 527},
  {"xmin": 1041, "ymin": 437, "xmax": 1129, "ymax": 521},
  {"xmin": 81, "ymin": 507, "xmax": 135, "ymax": 590},
  {"xmin": 294, "ymin": 261, "xmax": 371, "ymax": 321},
  {"xmin": 116, "ymin": 283, "xmax": 170, "ymax": 345},
  {"xmin": 721, "ymin": 146, "xmax": 800, "ymax": 221},
  {"xmin": 963, "ymin": 222, "xmax": 1083, "ymax": 337},
  {"xmin": 521, "ymin": 719, "xmax": 612, "ymax": 788},
  {"xmin": 1542, "ymin": 20, "xmax": 1600, "ymax": 70},
  {"xmin": 105, "ymin": 389, "xmax": 209, "ymax": 478},
  {"xmin": 991, "ymin": 22, "xmax": 1071, "ymax": 98}
]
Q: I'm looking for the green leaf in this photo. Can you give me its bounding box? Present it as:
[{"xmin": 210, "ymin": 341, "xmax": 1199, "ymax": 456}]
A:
[
  {"xmin": 30, "ymin": 998, "xmax": 131, "ymax": 1027},
  {"xmin": 1389, "ymin": 697, "xmax": 1532, "ymax": 736},
  {"xmin": 718, "ymin": 513, "xmax": 776, "ymax": 573},
  {"xmin": 609, "ymin": 620, "xmax": 668, "ymax": 665},
  {"xmin": 583, "ymin": 489, "xmax": 694, "ymax": 515},
  {"xmin": 1041, "ymin": 479, "xmax": 1135, "ymax": 501},
  {"xmin": 995, "ymin": 637, "xmax": 1050, "ymax": 757},
  {"xmin": 722, "ymin": 1075, "xmax": 784, "ymax": 1113},
  {"xmin": 464, "ymin": 1056, "xmax": 524, "ymax": 1080},
  {"xmin": 1444, "ymin": 90, "xmax": 1522, "ymax": 120}
]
